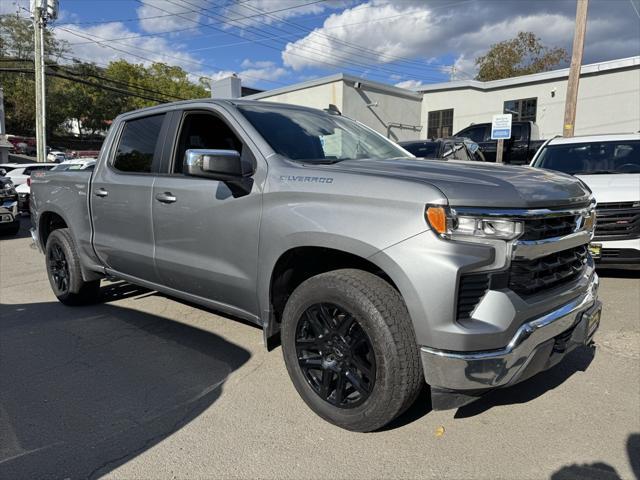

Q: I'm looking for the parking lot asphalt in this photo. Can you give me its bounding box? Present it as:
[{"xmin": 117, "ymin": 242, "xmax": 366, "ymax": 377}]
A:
[{"xmin": 1, "ymin": 217, "xmax": 638, "ymax": 480}]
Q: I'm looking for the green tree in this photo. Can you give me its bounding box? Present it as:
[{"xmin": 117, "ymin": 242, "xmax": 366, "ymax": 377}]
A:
[
  {"xmin": 0, "ymin": 14, "xmax": 67, "ymax": 61},
  {"xmin": 475, "ymin": 32, "xmax": 569, "ymax": 81},
  {"xmin": 0, "ymin": 15, "xmax": 69, "ymax": 136},
  {"xmin": 1, "ymin": 15, "xmax": 209, "ymax": 138}
]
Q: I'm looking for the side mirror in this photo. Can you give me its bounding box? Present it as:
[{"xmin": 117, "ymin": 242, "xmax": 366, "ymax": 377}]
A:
[
  {"xmin": 183, "ymin": 149, "xmax": 253, "ymax": 197},
  {"xmin": 184, "ymin": 149, "xmax": 246, "ymax": 178}
]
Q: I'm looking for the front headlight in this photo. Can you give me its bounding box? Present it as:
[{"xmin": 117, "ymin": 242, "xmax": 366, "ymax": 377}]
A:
[{"xmin": 426, "ymin": 206, "xmax": 523, "ymax": 241}]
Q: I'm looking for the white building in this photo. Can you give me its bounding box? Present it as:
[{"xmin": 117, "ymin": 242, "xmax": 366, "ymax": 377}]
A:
[
  {"xmin": 243, "ymin": 75, "xmax": 423, "ymax": 142},
  {"xmin": 419, "ymin": 56, "xmax": 640, "ymax": 140},
  {"xmin": 221, "ymin": 56, "xmax": 639, "ymax": 142}
]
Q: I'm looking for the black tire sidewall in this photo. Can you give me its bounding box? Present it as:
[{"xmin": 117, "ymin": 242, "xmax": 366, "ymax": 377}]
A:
[
  {"xmin": 281, "ymin": 271, "xmax": 407, "ymax": 431},
  {"xmin": 45, "ymin": 229, "xmax": 87, "ymax": 303}
]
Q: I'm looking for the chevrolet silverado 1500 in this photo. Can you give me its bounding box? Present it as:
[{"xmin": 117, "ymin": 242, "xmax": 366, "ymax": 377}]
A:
[{"xmin": 31, "ymin": 99, "xmax": 601, "ymax": 431}]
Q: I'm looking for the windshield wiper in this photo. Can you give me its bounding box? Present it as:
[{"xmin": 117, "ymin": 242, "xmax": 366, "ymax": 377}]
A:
[{"xmin": 300, "ymin": 159, "xmax": 347, "ymax": 165}]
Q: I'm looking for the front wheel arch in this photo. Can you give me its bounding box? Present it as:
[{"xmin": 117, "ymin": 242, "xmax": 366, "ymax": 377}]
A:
[{"xmin": 265, "ymin": 246, "xmax": 400, "ymax": 347}]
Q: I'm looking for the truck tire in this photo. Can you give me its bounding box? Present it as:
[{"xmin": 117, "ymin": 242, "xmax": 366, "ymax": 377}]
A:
[
  {"xmin": 281, "ymin": 269, "xmax": 423, "ymax": 432},
  {"xmin": 45, "ymin": 228, "xmax": 101, "ymax": 305}
]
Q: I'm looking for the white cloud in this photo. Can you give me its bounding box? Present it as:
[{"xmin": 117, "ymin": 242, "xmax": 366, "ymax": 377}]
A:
[
  {"xmin": 209, "ymin": 70, "xmax": 236, "ymax": 81},
  {"xmin": 283, "ymin": 2, "xmax": 435, "ymax": 71},
  {"xmin": 136, "ymin": 0, "xmax": 208, "ymax": 34},
  {"xmin": 281, "ymin": 0, "xmax": 640, "ymax": 80},
  {"xmin": 202, "ymin": 60, "xmax": 289, "ymax": 87},
  {"xmin": 0, "ymin": 0, "xmax": 27, "ymax": 15},
  {"xmin": 394, "ymin": 79, "xmax": 427, "ymax": 90},
  {"xmin": 55, "ymin": 22, "xmax": 204, "ymax": 74},
  {"xmin": 240, "ymin": 59, "xmax": 277, "ymax": 69},
  {"xmin": 223, "ymin": 0, "xmax": 349, "ymax": 28},
  {"xmin": 238, "ymin": 60, "xmax": 288, "ymax": 86}
]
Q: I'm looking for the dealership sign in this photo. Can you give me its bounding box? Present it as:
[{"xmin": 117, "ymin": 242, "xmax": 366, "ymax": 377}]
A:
[{"xmin": 491, "ymin": 114, "xmax": 512, "ymax": 140}]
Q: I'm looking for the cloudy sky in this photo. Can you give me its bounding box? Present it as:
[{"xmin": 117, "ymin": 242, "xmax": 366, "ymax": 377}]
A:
[{"xmin": 3, "ymin": 0, "xmax": 639, "ymax": 90}]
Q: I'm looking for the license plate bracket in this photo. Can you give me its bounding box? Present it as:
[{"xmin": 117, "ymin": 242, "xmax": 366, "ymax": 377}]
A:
[{"xmin": 585, "ymin": 305, "xmax": 602, "ymax": 340}]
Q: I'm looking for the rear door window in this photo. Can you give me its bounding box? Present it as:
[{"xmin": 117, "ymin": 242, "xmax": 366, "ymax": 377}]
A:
[
  {"xmin": 459, "ymin": 125, "xmax": 488, "ymax": 143},
  {"xmin": 510, "ymin": 124, "xmax": 523, "ymax": 140},
  {"xmin": 113, "ymin": 114, "xmax": 165, "ymax": 173}
]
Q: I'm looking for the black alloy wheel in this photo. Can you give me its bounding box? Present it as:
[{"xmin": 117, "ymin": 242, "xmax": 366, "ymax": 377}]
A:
[
  {"xmin": 48, "ymin": 243, "xmax": 70, "ymax": 294},
  {"xmin": 44, "ymin": 228, "xmax": 101, "ymax": 305},
  {"xmin": 295, "ymin": 303, "xmax": 376, "ymax": 408}
]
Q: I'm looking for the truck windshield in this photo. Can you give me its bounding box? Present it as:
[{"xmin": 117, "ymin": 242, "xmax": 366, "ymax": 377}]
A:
[
  {"xmin": 534, "ymin": 140, "xmax": 640, "ymax": 174},
  {"xmin": 237, "ymin": 105, "xmax": 411, "ymax": 163}
]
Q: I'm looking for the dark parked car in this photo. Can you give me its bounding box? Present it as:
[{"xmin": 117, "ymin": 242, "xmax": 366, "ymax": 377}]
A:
[
  {"xmin": 399, "ymin": 137, "xmax": 485, "ymax": 162},
  {"xmin": 455, "ymin": 121, "xmax": 545, "ymax": 164},
  {"xmin": 0, "ymin": 177, "xmax": 18, "ymax": 205},
  {"xmin": 0, "ymin": 203, "xmax": 20, "ymax": 236}
]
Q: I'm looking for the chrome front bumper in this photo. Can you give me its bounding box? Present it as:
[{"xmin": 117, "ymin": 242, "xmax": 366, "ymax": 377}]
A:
[{"xmin": 421, "ymin": 273, "xmax": 601, "ymax": 391}]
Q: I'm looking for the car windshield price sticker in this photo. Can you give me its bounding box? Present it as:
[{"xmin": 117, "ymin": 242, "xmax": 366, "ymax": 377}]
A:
[{"xmin": 491, "ymin": 113, "xmax": 512, "ymax": 140}]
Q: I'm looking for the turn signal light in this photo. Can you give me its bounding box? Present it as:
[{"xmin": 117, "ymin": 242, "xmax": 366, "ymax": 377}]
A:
[{"xmin": 426, "ymin": 206, "xmax": 448, "ymax": 235}]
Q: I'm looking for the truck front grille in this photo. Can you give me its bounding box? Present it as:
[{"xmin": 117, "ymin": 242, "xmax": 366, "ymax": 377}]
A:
[
  {"xmin": 509, "ymin": 245, "xmax": 588, "ymax": 296},
  {"xmin": 457, "ymin": 274, "xmax": 490, "ymax": 320},
  {"xmin": 594, "ymin": 202, "xmax": 640, "ymax": 241},
  {"xmin": 520, "ymin": 215, "xmax": 579, "ymax": 241}
]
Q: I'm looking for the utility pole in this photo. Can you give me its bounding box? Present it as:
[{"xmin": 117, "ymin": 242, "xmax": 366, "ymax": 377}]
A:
[
  {"xmin": 31, "ymin": 0, "xmax": 57, "ymax": 162},
  {"xmin": 0, "ymin": 86, "xmax": 12, "ymax": 164},
  {"xmin": 563, "ymin": 0, "xmax": 589, "ymax": 137}
]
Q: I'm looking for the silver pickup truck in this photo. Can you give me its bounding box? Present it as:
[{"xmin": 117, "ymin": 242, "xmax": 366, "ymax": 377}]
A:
[{"xmin": 31, "ymin": 99, "xmax": 601, "ymax": 432}]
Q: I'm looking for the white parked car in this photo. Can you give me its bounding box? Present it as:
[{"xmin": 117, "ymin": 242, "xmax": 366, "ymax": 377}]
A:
[
  {"xmin": 47, "ymin": 150, "xmax": 67, "ymax": 162},
  {"xmin": 0, "ymin": 163, "xmax": 57, "ymax": 186},
  {"xmin": 531, "ymin": 133, "xmax": 640, "ymax": 269},
  {"xmin": 16, "ymin": 159, "xmax": 96, "ymax": 213},
  {"xmin": 50, "ymin": 158, "xmax": 96, "ymax": 171}
]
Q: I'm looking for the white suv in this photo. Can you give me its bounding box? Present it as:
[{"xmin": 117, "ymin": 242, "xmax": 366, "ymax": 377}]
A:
[
  {"xmin": 0, "ymin": 163, "xmax": 57, "ymax": 186},
  {"xmin": 531, "ymin": 133, "xmax": 640, "ymax": 269},
  {"xmin": 15, "ymin": 159, "xmax": 96, "ymax": 213}
]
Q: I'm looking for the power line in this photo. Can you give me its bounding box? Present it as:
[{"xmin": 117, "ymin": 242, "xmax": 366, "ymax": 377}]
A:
[
  {"xmin": 53, "ymin": 0, "xmax": 470, "ymax": 86},
  {"xmin": 64, "ymin": 0, "xmax": 327, "ymax": 45},
  {"xmin": 7, "ymin": 54, "xmax": 197, "ymax": 100},
  {"xmin": 143, "ymin": 0, "xmax": 448, "ymax": 83},
  {"xmin": 57, "ymin": 2, "xmax": 378, "ymax": 46},
  {"xmin": 48, "ymin": 64, "xmax": 189, "ymax": 101},
  {"xmin": 55, "ymin": 25, "xmax": 289, "ymax": 85},
  {"xmin": 55, "ymin": 27, "xmax": 284, "ymax": 85},
  {"xmin": 59, "ymin": 0, "xmax": 454, "ymax": 79},
  {"xmin": 55, "ymin": 0, "xmax": 323, "ymax": 27},
  {"xmin": 0, "ymin": 66, "xmax": 172, "ymax": 103},
  {"xmin": 235, "ymin": 0, "xmax": 470, "ymax": 71},
  {"xmin": 167, "ymin": 0, "xmax": 462, "ymax": 81}
]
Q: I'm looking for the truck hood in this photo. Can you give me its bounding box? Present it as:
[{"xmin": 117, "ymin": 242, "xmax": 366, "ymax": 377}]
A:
[
  {"xmin": 575, "ymin": 174, "xmax": 640, "ymax": 204},
  {"xmin": 328, "ymin": 158, "xmax": 592, "ymax": 209}
]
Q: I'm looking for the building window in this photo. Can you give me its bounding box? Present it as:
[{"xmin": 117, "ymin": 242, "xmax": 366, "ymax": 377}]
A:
[
  {"xmin": 427, "ymin": 109, "xmax": 454, "ymax": 138},
  {"xmin": 504, "ymin": 98, "xmax": 537, "ymax": 122}
]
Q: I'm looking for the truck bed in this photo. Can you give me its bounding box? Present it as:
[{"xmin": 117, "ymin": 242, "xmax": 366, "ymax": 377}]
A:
[{"xmin": 31, "ymin": 170, "xmax": 99, "ymax": 274}]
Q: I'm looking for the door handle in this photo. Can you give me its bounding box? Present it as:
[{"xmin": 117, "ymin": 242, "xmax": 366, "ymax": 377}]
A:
[
  {"xmin": 95, "ymin": 188, "xmax": 108, "ymax": 197},
  {"xmin": 155, "ymin": 192, "xmax": 177, "ymax": 204}
]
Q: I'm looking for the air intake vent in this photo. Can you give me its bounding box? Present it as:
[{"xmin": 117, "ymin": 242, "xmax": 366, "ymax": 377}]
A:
[{"xmin": 457, "ymin": 274, "xmax": 490, "ymax": 320}]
